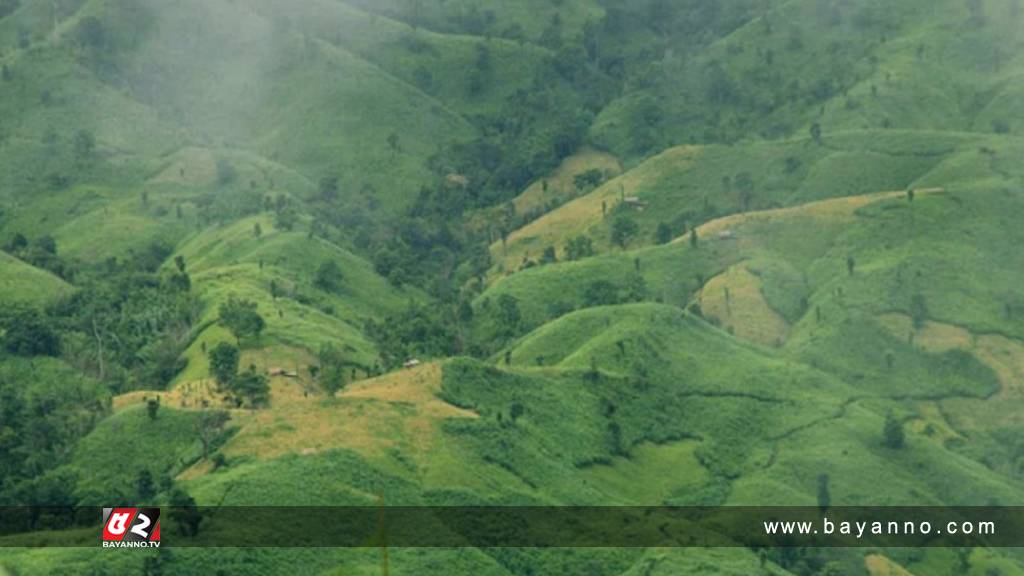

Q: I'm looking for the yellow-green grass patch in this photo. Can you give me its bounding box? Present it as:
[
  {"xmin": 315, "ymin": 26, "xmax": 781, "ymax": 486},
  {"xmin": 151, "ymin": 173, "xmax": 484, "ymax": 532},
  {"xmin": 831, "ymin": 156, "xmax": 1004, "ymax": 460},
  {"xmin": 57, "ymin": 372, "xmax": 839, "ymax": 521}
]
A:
[
  {"xmin": 677, "ymin": 188, "xmax": 945, "ymax": 244},
  {"xmin": 195, "ymin": 363, "xmax": 476, "ymax": 476},
  {"xmin": 578, "ymin": 440, "xmax": 707, "ymax": 505},
  {"xmin": 0, "ymin": 251, "xmax": 73, "ymax": 306},
  {"xmin": 489, "ymin": 145, "xmax": 701, "ymax": 277},
  {"xmin": 698, "ymin": 263, "xmax": 791, "ymax": 348},
  {"xmin": 508, "ymin": 147, "xmax": 621, "ymax": 217},
  {"xmin": 865, "ymin": 554, "xmax": 916, "ymax": 576}
]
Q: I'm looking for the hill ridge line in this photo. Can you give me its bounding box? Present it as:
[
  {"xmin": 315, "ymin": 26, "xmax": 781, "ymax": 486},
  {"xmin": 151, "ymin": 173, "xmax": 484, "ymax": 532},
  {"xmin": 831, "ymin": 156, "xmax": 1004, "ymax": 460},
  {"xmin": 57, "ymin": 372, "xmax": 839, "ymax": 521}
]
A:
[{"xmin": 673, "ymin": 187, "xmax": 945, "ymax": 243}]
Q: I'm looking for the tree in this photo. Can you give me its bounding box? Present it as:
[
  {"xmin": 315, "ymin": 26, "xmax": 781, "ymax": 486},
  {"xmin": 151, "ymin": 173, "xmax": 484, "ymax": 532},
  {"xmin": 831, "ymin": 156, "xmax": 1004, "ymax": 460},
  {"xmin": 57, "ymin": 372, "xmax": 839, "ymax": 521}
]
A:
[
  {"xmin": 194, "ymin": 410, "xmax": 230, "ymax": 457},
  {"xmin": 274, "ymin": 204, "xmax": 298, "ymax": 231},
  {"xmin": 253, "ymin": 223, "xmax": 262, "ymax": 238},
  {"xmin": 625, "ymin": 273, "xmax": 647, "ymax": 303},
  {"xmin": 318, "ymin": 176, "xmax": 339, "ymax": 202},
  {"xmin": 215, "ymin": 158, "xmax": 237, "ymax": 186},
  {"xmin": 496, "ymin": 294, "xmax": 522, "ymax": 333},
  {"xmin": 314, "ymin": 260, "xmax": 344, "ymax": 293},
  {"xmin": 168, "ymin": 487, "xmax": 203, "ymax": 537},
  {"xmin": 910, "ymin": 293, "xmax": 928, "ymax": 330},
  {"xmin": 146, "ymin": 397, "xmax": 160, "ymax": 420},
  {"xmin": 75, "ymin": 16, "xmax": 106, "ymax": 50},
  {"xmin": 510, "ymin": 402, "xmax": 525, "ymax": 423},
  {"xmin": 573, "ymin": 169, "xmax": 603, "ymax": 192},
  {"xmin": 6, "ymin": 232, "xmax": 28, "ymax": 252},
  {"xmin": 583, "ymin": 280, "xmax": 619, "ymax": 307},
  {"xmin": 73, "ymin": 129, "xmax": 95, "ymax": 163},
  {"xmin": 565, "ymin": 235, "xmax": 595, "ymax": 261},
  {"xmin": 211, "ymin": 452, "xmax": 227, "ymax": 470},
  {"xmin": 817, "ymin": 473, "xmax": 831, "ymax": 511},
  {"xmin": 231, "ymin": 364, "xmax": 270, "ymax": 408},
  {"xmin": 318, "ymin": 343, "xmax": 347, "ymax": 395},
  {"xmin": 540, "ymin": 246, "xmax": 557, "ymax": 265},
  {"xmin": 611, "ymin": 214, "xmax": 639, "ymax": 248},
  {"xmin": 218, "ymin": 297, "xmax": 265, "ymax": 344},
  {"xmin": 810, "ymin": 122, "xmax": 822, "ymax": 144},
  {"xmin": 1, "ymin": 306, "xmax": 60, "ymax": 357},
  {"xmin": 883, "ymin": 413, "xmax": 905, "ymax": 449},
  {"xmin": 136, "ymin": 469, "xmax": 156, "ymax": 501},
  {"xmin": 735, "ymin": 172, "xmax": 755, "ymax": 211},
  {"xmin": 538, "ymin": 12, "xmax": 564, "ymax": 49},
  {"xmin": 655, "ymin": 222, "xmax": 673, "ymax": 245},
  {"xmin": 207, "ymin": 342, "xmax": 239, "ymax": 389}
]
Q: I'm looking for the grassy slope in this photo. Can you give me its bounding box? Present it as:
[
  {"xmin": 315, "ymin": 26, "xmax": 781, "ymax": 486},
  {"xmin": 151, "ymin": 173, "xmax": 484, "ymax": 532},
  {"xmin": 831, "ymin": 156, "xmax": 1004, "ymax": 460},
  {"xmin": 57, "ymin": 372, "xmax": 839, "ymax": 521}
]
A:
[
  {"xmin": 0, "ymin": 251, "xmax": 72, "ymax": 305},
  {"xmin": 245, "ymin": 0, "xmax": 557, "ymax": 118},
  {"xmin": 107, "ymin": 0, "xmax": 479, "ymax": 212},
  {"xmin": 490, "ymin": 129, "xmax": 1014, "ymax": 276},
  {"xmin": 476, "ymin": 178, "xmax": 1024, "ymax": 514},
  {"xmin": 2, "ymin": 1, "xmax": 1024, "ymax": 575},
  {"xmin": 0, "ymin": 0, "xmax": 456, "ymax": 383},
  {"xmin": 167, "ymin": 213, "xmax": 412, "ymax": 385},
  {"xmin": 591, "ymin": 0, "xmax": 1024, "ymax": 161},
  {"xmin": 339, "ymin": 0, "xmax": 605, "ymax": 39}
]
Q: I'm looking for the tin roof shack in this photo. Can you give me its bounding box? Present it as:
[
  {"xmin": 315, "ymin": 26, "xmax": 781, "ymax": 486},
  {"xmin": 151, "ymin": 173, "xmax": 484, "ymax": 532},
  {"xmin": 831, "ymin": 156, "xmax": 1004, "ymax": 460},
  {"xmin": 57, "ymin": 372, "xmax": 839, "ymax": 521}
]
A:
[{"xmin": 622, "ymin": 196, "xmax": 649, "ymax": 210}]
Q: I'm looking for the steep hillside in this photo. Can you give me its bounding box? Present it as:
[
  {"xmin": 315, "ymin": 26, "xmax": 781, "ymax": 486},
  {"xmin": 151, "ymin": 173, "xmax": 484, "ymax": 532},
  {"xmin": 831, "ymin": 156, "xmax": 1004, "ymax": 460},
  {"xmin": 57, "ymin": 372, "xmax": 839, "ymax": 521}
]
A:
[
  {"xmin": 490, "ymin": 129, "xmax": 1019, "ymax": 276},
  {"xmin": 1, "ymin": 0, "xmax": 1023, "ymax": 575},
  {"xmin": 0, "ymin": 251, "xmax": 72, "ymax": 305},
  {"xmin": 591, "ymin": 0, "xmax": 1024, "ymax": 160}
]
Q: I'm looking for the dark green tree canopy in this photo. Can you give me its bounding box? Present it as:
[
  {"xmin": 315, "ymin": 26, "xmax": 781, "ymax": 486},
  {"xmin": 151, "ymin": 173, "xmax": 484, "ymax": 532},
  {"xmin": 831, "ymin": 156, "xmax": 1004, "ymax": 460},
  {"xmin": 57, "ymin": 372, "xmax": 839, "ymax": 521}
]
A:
[
  {"xmin": 218, "ymin": 297, "xmax": 265, "ymax": 345},
  {"xmin": 208, "ymin": 342, "xmax": 239, "ymax": 388}
]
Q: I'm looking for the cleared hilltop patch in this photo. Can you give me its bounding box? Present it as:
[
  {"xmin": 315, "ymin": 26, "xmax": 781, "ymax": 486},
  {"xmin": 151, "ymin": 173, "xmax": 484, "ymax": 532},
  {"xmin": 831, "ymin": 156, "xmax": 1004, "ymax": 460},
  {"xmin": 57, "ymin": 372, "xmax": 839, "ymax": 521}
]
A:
[
  {"xmin": 698, "ymin": 262, "xmax": 790, "ymax": 347},
  {"xmin": 220, "ymin": 362, "xmax": 474, "ymax": 465}
]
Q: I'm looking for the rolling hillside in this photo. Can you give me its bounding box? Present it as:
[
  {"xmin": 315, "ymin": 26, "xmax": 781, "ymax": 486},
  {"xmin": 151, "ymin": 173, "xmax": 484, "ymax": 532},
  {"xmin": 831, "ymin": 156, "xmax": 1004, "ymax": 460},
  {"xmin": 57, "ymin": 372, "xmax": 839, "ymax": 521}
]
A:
[{"xmin": 0, "ymin": 0, "xmax": 1023, "ymax": 575}]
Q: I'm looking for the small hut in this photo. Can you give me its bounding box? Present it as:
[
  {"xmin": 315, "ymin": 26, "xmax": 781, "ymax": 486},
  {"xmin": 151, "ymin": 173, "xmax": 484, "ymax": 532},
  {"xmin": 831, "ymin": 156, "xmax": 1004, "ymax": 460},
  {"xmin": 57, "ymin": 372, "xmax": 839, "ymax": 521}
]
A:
[{"xmin": 622, "ymin": 196, "xmax": 649, "ymax": 210}]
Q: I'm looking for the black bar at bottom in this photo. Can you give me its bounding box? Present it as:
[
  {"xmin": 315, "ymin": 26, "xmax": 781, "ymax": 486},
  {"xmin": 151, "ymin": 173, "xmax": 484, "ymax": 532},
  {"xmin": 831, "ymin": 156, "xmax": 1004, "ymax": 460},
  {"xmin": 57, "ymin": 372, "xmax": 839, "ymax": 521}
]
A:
[{"xmin": 0, "ymin": 506, "xmax": 1019, "ymax": 548}]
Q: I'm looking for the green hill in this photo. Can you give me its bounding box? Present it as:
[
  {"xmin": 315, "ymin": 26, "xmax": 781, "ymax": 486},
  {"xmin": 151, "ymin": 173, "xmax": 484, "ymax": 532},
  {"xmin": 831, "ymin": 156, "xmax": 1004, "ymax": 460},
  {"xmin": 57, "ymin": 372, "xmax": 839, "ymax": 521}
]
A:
[
  {"xmin": 2, "ymin": 0, "xmax": 1024, "ymax": 574},
  {"xmin": 0, "ymin": 251, "xmax": 72, "ymax": 305},
  {"xmin": 490, "ymin": 129, "xmax": 1020, "ymax": 276},
  {"xmin": 591, "ymin": 0, "xmax": 1024, "ymax": 160}
]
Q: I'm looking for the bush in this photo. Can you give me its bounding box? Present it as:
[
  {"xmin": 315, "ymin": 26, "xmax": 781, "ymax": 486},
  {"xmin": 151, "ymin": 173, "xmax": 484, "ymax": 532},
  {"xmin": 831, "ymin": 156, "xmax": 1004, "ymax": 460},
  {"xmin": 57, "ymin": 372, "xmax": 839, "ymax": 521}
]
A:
[
  {"xmin": 1, "ymin": 306, "xmax": 60, "ymax": 357},
  {"xmin": 883, "ymin": 413, "xmax": 905, "ymax": 449},
  {"xmin": 314, "ymin": 260, "xmax": 344, "ymax": 293}
]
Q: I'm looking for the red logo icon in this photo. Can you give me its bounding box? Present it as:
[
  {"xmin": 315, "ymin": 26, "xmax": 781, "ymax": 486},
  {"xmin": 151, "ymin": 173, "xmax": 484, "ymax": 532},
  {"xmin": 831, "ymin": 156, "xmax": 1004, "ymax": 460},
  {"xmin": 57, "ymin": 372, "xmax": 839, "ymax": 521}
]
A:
[{"xmin": 102, "ymin": 507, "xmax": 161, "ymax": 547}]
